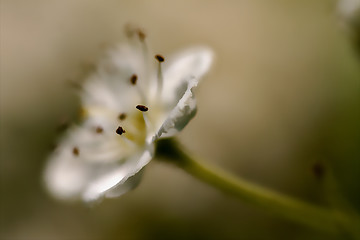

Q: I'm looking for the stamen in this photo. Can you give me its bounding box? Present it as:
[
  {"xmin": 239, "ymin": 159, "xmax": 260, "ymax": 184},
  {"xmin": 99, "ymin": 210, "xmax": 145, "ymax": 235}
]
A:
[
  {"xmin": 118, "ymin": 113, "xmax": 127, "ymax": 121},
  {"xmin": 155, "ymin": 54, "xmax": 165, "ymax": 95},
  {"xmin": 125, "ymin": 24, "xmax": 146, "ymax": 41},
  {"xmin": 139, "ymin": 30, "xmax": 149, "ymax": 83},
  {"xmin": 130, "ymin": 74, "xmax": 146, "ymax": 103},
  {"xmin": 84, "ymin": 106, "xmax": 125, "ymax": 121},
  {"xmin": 137, "ymin": 29, "xmax": 146, "ymax": 42},
  {"xmin": 136, "ymin": 105, "xmax": 149, "ymax": 112},
  {"xmin": 130, "ymin": 74, "xmax": 137, "ymax": 85},
  {"xmin": 124, "ymin": 25, "xmax": 148, "ymax": 102},
  {"xmin": 155, "ymin": 54, "xmax": 165, "ymax": 62},
  {"xmin": 141, "ymin": 112, "xmax": 152, "ymax": 131},
  {"xmin": 125, "ymin": 26, "xmax": 149, "ymax": 91},
  {"xmin": 116, "ymin": 126, "xmax": 126, "ymax": 135},
  {"xmin": 95, "ymin": 126, "xmax": 103, "ymax": 134},
  {"xmin": 122, "ymin": 136, "xmax": 137, "ymax": 146},
  {"xmin": 72, "ymin": 147, "xmax": 79, "ymax": 156}
]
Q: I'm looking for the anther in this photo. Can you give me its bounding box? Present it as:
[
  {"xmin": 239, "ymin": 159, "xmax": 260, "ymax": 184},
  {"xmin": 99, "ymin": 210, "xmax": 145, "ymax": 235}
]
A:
[
  {"xmin": 137, "ymin": 29, "xmax": 146, "ymax": 42},
  {"xmin": 118, "ymin": 113, "xmax": 127, "ymax": 121},
  {"xmin": 72, "ymin": 147, "xmax": 79, "ymax": 156},
  {"xmin": 155, "ymin": 54, "xmax": 165, "ymax": 62},
  {"xmin": 116, "ymin": 126, "xmax": 126, "ymax": 135},
  {"xmin": 136, "ymin": 105, "xmax": 149, "ymax": 112},
  {"xmin": 130, "ymin": 74, "xmax": 138, "ymax": 85},
  {"xmin": 95, "ymin": 126, "xmax": 103, "ymax": 134}
]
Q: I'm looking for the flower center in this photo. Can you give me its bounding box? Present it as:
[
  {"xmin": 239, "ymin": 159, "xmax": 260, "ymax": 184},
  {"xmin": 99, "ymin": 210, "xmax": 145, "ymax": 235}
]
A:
[
  {"xmin": 78, "ymin": 105, "xmax": 147, "ymax": 162},
  {"xmin": 72, "ymin": 30, "xmax": 169, "ymax": 163}
]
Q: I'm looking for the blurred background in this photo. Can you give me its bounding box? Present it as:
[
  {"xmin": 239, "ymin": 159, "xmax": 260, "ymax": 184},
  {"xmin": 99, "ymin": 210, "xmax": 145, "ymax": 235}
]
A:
[{"xmin": 1, "ymin": 0, "xmax": 360, "ymax": 239}]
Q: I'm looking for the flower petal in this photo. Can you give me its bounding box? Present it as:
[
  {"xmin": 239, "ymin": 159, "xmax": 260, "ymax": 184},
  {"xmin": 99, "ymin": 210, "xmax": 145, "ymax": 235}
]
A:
[
  {"xmin": 104, "ymin": 170, "xmax": 144, "ymax": 198},
  {"xmin": 44, "ymin": 121, "xmax": 153, "ymax": 201},
  {"xmin": 82, "ymin": 148, "xmax": 152, "ymax": 202},
  {"xmin": 161, "ymin": 46, "xmax": 213, "ymax": 110},
  {"xmin": 154, "ymin": 77, "xmax": 198, "ymax": 139},
  {"xmin": 81, "ymin": 44, "xmax": 150, "ymax": 113},
  {"xmin": 44, "ymin": 146, "xmax": 90, "ymax": 200},
  {"xmin": 68, "ymin": 118, "xmax": 136, "ymax": 163}
]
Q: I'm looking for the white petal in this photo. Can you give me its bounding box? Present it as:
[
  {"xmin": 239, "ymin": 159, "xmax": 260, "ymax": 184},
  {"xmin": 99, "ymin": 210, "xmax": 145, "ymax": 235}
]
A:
[
  {"xmin": 44, "ymin": 121, "xmax": 152, "ymax": 201},
  {"xmin": 104, "ymin": 170, "xmax": 144, "ymax": 198},
  {"xmin": 161, "ymin": 46, "xmax": 213, "ymax": 110},
  {"xmin": 82, "ymin": 146, "xmax": 153, "ymax": 202},
  {"xmin": 81, "ymin": 44, "xmax": 149, "ymax": 113},
  {"xmin": 44, "ymin": 147, "xmax": 90, "ymax": 200},
  {"xmin": 68, "ymin": 119, "xmax": 135, "ymax": 163},
  {"xmin": 154, "ymin": 78, "xmax": 198, "ymax": 139}
]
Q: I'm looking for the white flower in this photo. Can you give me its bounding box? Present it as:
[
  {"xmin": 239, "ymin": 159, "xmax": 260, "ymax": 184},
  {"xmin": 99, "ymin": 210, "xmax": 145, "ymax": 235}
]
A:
[{"xmin": 44, "ymin": 34, "xmax": 214, "ymax": 202}]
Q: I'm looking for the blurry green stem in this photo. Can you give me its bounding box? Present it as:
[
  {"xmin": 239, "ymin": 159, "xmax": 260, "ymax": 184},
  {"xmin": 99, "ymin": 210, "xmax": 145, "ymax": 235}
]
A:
[{"xmin": 155, "ymin": 139, "xmax": 360, "ymax": 239}]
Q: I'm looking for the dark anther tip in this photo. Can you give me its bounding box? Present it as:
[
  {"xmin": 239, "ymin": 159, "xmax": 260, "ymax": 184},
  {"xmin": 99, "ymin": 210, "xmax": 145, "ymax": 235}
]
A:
[
  {"xmin": 155, "ymin": 54, "xmax": 165, "ymax": 62},
  {"xmin": 130, "ymin": 74, "xmax": 138, "ymax": 85},
  {"xmin": 136, "ymin": 105, "xmax": 149, "ymax": 112},
  {"xmin": 116, "ymin": 126, "xmax": 126, "ymax": 135},
  {"xmin": 95, "ymin": 126, "xmax": 103, "ymax": 134},
  {"xmin": 118, "ymin": 113, "xmax": 127, "ymax": 121},
  {"xmin": 137, "ymin": 30, "xmax": 146, "ymax": 41},
  {"xmin": 72, "ymin": 147, "xmax": 79, "ymax": 156}
]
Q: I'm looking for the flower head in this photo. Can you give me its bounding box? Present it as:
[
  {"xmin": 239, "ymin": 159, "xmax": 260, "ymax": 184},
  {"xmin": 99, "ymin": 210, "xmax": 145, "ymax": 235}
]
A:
[{"xmin": 44, "ymin": 31, "xmax": 214, "ymax": 202}]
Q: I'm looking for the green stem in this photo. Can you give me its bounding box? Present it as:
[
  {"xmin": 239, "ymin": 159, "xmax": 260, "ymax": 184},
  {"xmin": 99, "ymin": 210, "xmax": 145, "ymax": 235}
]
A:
[{"xmin": 155, "ymin": 138, "xmax": 360, "ymax": 239}]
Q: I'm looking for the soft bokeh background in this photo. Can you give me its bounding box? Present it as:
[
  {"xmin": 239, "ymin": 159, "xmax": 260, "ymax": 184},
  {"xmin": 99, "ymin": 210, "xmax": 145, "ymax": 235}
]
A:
[{"xmin": 1, "ymin": 0, "xmax": 359, "ymax": 239}]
